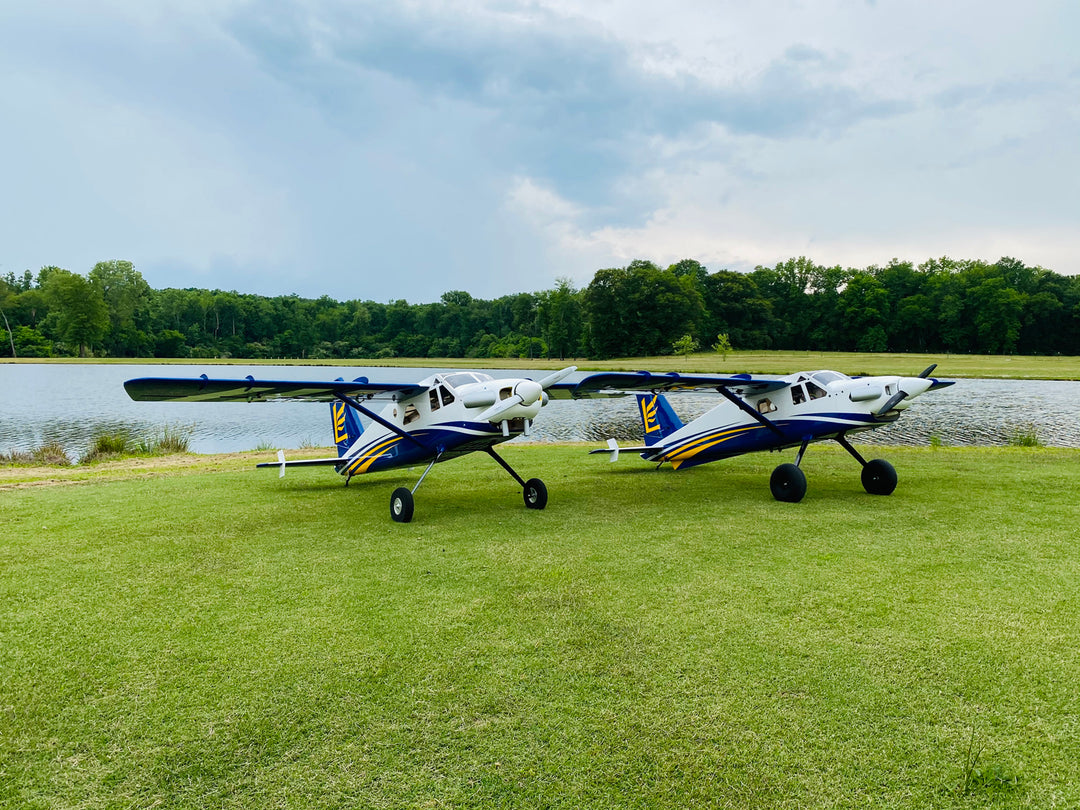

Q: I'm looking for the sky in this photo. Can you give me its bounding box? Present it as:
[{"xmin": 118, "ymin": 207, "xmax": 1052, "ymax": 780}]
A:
[{"xmin": 2, "ymin": 0, "xmax": 1077, "ymax": 303}]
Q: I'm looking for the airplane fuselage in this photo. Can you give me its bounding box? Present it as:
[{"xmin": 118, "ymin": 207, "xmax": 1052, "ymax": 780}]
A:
[
  {"xmin": 640, "ymin": 370, "xmax": 933, "ymax": 470},
  {"xmin": 334, "ymin": 371, "xmax": 544, "ymax": 477}
]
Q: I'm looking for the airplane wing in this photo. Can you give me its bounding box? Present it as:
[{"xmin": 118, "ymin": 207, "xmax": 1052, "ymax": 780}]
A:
[
  {"xmin": 124, "ymin": 375, "xmax": 428, "ymax": 402},
  {"xmin": 564, "ymin": 371, "xmax": 790, "ymax": 398}
]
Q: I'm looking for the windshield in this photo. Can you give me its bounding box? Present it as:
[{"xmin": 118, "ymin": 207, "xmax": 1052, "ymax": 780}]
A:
[
  {"xmin": 443, "ymin": 372, "xmax": 494, "ymax": 389},
  {"xmin": 811, "ymin": 371, "xmax": 847, "ymax": 386}
]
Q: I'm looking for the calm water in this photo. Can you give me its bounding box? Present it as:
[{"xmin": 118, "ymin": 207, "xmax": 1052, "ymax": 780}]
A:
[{"xmin": 2, "ymin": 364, "xmax": 1079, "ymax": 458}]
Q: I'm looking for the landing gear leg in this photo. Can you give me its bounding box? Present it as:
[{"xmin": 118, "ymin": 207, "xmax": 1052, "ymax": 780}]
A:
[
  {"xmin": 390, "ymin": 453, "xmax": 441, "ymax": 523},
  {"xmin": 770, "ymin": 438, "xmax": 810, "ymax": 503},
  {"xmin": 486, "ymin": 447, "xmax": 548, "ymax": 510},
  {"xmin": 835, "ymin": 435, "xmax": 897, "ymax": 496}
]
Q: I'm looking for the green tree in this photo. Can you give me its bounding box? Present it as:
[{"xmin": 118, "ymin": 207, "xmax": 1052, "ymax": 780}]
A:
[
  {"xmin": 88, "ymin": 260, "xmax": 151, "ymax": 356},
  {"xmin": 712, "ymin": 332, "xmax": 732, "ymax": 360},
  {"xmin": 537, "ymin": 278, "xmax": 582, "ymax": 360},
  {"xmin": 42, "ymin": 269, "xmax": 109, "ymax": 356},
  {"xmin": 584, "ymin": 260, "xmax": 704, "ymax": 358},
  {"xmin": 672, "ymin": 334, "xmax": 699, "ymax": 356}
]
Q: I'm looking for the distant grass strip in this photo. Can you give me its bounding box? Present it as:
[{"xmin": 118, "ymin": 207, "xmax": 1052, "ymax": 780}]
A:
[
  {"xmin": 9, "ymin": 350, "xmax": 1080, "ymax": 379},
  {"xmin": 2, "ymin": 445, "xmax": 1079, "ymax": 808}
]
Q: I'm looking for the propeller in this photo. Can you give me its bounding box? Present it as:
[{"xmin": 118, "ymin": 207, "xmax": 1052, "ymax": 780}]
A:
[
  {"xmin": 875, "ymin": 368, "xmax": 936, "ymax": 416},
  {"xmin": 477, "ymin": 366, "xmax": 576, "ymax": 422},
  {"xmin": 875, "ymin": 389, "xmax": 909, "ymax": 416}
]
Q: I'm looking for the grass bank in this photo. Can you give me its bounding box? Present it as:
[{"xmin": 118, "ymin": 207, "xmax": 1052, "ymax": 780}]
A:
[
  {"xmin": 6, "ymin": 351, "xmax": 1080, "ymax": 379},
  {"xmin": 2, "ymin": 444, "xmax": 1079, "ymax": 808}
]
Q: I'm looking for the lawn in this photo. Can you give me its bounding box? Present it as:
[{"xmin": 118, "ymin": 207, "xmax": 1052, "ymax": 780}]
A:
[{"xmin": 2, "ymin": 444, "xmax": 1079, "ymax": 808}]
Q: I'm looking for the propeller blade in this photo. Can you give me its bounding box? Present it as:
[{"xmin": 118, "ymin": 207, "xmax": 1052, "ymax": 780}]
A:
[
  {"xmin": 876, "ymin": 390, "xmax": 908, "ymax": 416},
  {"xmin": 917, "ymin": 364, "xmax": 937, "ymax": 378},
  {"xmin": 538, "ymin": 365, "xmax": 577, "ymax": 389}
]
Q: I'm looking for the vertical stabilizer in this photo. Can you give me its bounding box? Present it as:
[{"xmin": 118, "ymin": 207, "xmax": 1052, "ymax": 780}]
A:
[
  {"xmin": 635, "ymin": 393, "xmax": 683, "ymax": 446},
  {"xmin": 331, "ymin": 399, "xmax": 364, "ymax": 457}
]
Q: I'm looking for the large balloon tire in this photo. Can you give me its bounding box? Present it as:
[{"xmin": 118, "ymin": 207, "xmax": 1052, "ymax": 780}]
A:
[
  {"xmin": 523, "ymin": 478, "xmax": 548, "ymax": 510},
  {"xmin": 770, "ymin": 463, "xmax": 807, "ymax": 503},
  {"xmin": 861, "ymin": 459, "xmax": 898, "ymax": 496},
  {"xmin": 390, "ymin": 487, "xmax": 415, "ymax": 522}
]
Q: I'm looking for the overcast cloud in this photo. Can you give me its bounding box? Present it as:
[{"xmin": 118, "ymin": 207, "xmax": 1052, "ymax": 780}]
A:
[{"xmin": 1, "ymin": 0, "xmax": 1077, "ymax": 302}]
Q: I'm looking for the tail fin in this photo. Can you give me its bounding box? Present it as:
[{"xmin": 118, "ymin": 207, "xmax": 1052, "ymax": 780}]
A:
[
  {"xmin": 331, "ymin": 399, "xmax": 364, "ymax": 457},
  {"xmin": 636, "ymin": 393, "xmax": 683, "ymax": 446}
]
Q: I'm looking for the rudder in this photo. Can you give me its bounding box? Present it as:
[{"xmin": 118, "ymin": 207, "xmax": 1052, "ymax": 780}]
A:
[
  {"xmin": 331, "ymin": 399, "xmax": 364, "ymax": 457},
  {"xmin": 635, "ymin": 393, "xmax": 683, "ymax": 446}
]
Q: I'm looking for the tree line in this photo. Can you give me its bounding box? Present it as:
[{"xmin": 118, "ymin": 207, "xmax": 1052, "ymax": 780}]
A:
[{"xmin": 2, "ymin": 256, "xmax": 1079, "ymax": 361}]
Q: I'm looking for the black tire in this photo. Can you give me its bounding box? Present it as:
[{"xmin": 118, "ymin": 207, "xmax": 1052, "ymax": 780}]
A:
[
  {"xmin": 390, "ymin": 487, "xmax": 414, "ymax": 522},
  {"xmin": 861, "ymin": 458, "xmax": 897, "ymax": 496},
  {"xmin": 523, "ymin": 478, "xmax": 548, "ymax": 510},
  {"xmin": 770, "ymin": 463, "xmax": 807, "ymax": 503}
]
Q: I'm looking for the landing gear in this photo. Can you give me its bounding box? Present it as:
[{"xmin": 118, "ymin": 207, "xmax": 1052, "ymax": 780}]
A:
[
  {"xmin": 837, "ymin": 435, "xmax": 898, "ymax": 496},
  {"xmin": 387, "ymin": 447, "xmax": 547, "ymax": 522},
  {"xmin": 770, "ymin": 462, "xmax": 807, "ymax": 503},
  {"xmin": 487, "ymin": 448, "xmax": 548, "ymax": 513},
  {"xmin": 523, "ymin": 478, "xmax": 548, "ymax": 509},
  {"xmin": 390, "ymin": 487, "xmax": 414, "ymax": 523},
  {"xmin": 860, "ymin": 458, "xmax": 897, "ymax": 495},
  {"xmin": 769, "ymin": 435, "xmax": 899, "ymax": 502}
]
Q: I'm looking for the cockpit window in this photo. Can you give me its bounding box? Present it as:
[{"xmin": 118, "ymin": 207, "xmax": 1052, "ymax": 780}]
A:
[
  {"xmin": 806, "ymin": 381, "xmax": 827, "ymax": 400},
  {"xmin": 791, "ymin": 384, "xmax": 806, "ymax": 405},
  {"xmin": 811, "ymin": 371, "xmax": 846, "ymax": 386},
  {"xmin": 439, "ymin": 385, "xmax": 454, "ymax": 406},
  {"xmin": 443, "ymin": 372, "xmax": 494, "ymax": 389},
  {"xmin": 429, "ymin": 389, "xmax": 441, "ymax": 411}
]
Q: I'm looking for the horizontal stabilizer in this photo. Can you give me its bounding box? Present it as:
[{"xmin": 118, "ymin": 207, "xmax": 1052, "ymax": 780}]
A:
[
  {"xmin": 588, "ymin": 439, "xmax": 655, "ymax": 462},
  {"xmin": 255, "ymin": 455, "xmax": 346, "ymax": 471}
]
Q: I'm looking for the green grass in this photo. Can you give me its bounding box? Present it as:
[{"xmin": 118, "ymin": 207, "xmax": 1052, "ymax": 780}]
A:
[
  {"xmin": 2, "ymin": 445, "xmax": 1080, "ymax": 808},
  {"xmin": 7, "ymin": 350, "xmax": 1080, "ymax": 379}
]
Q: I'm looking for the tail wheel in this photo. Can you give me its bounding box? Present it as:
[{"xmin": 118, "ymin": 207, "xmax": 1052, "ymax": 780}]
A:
[
  {"xmin": 523, "ymin": 478, "xmax": 548, "ymax": 510},
  {"xmin": 390, "ymin": 487, "xmax": 415, "ymax": 522},
  {"xmin": 861, "ymin": 459, "xmax": 897, "ymax": 495},
  {"xmin": 770, "ymin": 463, "xmax": 807, "ymax": 503}
]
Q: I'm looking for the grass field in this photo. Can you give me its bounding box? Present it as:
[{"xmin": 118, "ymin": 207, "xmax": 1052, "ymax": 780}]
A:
[
  {"xmin": 2, "ymin": 444, "xmax": 1079, "ymax": 808},
  {"xmin": 8, "ymin": 350, "xmax": 1080, "ymax": 379}
]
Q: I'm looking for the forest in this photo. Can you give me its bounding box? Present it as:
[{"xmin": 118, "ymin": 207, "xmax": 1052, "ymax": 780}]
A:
[{"xmin": 2, "ymin": 255, "xmax": 1079, "ymax": 360}]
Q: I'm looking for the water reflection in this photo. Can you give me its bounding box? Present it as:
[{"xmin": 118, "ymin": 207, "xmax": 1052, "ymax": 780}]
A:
[{"xmin": 2, "ymin": 364, "xmax": 1079, "ymax": 458}]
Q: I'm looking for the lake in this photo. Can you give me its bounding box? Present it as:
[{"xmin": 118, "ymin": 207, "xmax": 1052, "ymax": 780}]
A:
[{"xmin": 2, "ymin": 363, "xmax": 1079, "ymax": 459}]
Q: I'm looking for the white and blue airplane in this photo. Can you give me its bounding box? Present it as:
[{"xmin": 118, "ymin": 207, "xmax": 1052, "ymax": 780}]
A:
[
  {"xmin": 573, "ymin": 365, "xmax": 954, "ymax": 502},
  {"xmin": 124, "ymin": 367, "xmax": 577, "ymax": 522}
]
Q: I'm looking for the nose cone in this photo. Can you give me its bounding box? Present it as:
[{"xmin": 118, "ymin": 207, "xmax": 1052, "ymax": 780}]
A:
[
  {"xmin": 893, "ymin": 377, "xmax": 933, "ymax": 409},
  {"xmin": 515, "ymin": 380, "xmax": 543, "ymax": 406}
]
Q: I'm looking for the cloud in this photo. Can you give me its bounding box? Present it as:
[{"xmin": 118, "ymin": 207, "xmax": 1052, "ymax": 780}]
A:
[{"xmin": 1, "ymin": 0, "xmax": 1078, "ymax": 304}]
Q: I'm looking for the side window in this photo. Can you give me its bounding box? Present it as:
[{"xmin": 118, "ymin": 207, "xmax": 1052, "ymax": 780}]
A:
[
  {"xmin": 404, "ymin": 404, "xmax": 420, "ymax": 424},
  {"xmin": 440, "ymin": 385, "xmax": 454, "ymax": 406},
  {"xmin": 429, "ymin": 389, "xmax": 441, "ymax": 411},
  {"xmin": 791, "ymin": 385, "xmax": 806, "ymax": 406},
  {"xmin": 806, "ymin": 381, "xmax": 827, "ymax": 400}
]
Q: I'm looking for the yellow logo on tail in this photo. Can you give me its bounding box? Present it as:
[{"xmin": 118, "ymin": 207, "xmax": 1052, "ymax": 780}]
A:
[
  {"xmin": 332, "ymin": 401, "xmax": 349, "ymax": 444},
  {"xmin": 641, "ymin": 395, "xmax": 660, "ymax": 434}
]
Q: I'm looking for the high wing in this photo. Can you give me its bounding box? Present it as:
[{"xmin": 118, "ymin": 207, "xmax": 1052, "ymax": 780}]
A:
[
  {"xmin": 124, "ymin": 375, "xmax": 427, "ymax": 403},
  {"xmin": 555, "ymin": 371, "xmax": 790, "ymax": 398}
]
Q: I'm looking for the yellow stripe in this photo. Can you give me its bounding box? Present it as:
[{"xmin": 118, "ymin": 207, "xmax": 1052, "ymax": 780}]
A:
[
  {"xmin": 666, "ymin": 426, "xmax": 759, "ymax": 469},
  {"xmin": 345, "ymin": 436, "xmax": 402, "ymax": 475}
]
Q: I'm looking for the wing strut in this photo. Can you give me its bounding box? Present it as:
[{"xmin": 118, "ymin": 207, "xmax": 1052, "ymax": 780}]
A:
[
  {"xmin": 334, "ymin": 393, "xmax": 427, "ymax": 449},
  {"xmin": 714, "ymin": 386, "xmax": 786, "ymax": 438}
]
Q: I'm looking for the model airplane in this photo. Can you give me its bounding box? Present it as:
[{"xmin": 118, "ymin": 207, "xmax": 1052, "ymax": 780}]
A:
[
  {"xmin": 124, "ymin": 367, "xmax": 576, "ymax": 522},
  {"xmin": 571, "ymin": 365, "xmax": 954, "ymax": 502}
]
